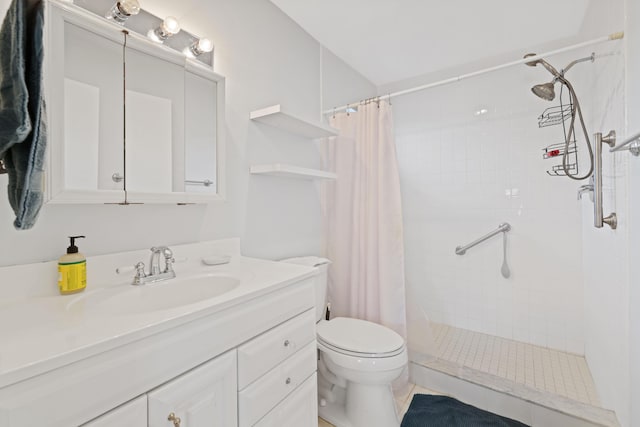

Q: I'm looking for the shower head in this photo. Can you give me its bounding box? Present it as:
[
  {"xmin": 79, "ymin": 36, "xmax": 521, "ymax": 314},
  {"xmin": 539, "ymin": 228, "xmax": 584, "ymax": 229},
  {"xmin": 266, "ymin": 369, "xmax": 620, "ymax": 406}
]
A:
[
  {"xmin": 531, "ymin": 82, "xmax": 556, "ymax": 101},
  {"xmin": 523, "ymin": 53, "xmax": 562, "ymax": 78}
]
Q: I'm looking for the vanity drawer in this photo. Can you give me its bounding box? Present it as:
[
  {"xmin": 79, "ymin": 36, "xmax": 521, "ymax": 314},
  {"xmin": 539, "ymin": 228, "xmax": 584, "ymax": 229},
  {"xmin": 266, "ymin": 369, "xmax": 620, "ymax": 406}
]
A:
[
  {"xmin": 237, "ymin": 308, "xmax": 316, "ymax": 389},
  {"xmin": 238, "ymin": 341, "xmax": 317, "ymax": 427},
  {"xmin": 254, "ymin": 373, "xmax": 317, "ymax": 427}
]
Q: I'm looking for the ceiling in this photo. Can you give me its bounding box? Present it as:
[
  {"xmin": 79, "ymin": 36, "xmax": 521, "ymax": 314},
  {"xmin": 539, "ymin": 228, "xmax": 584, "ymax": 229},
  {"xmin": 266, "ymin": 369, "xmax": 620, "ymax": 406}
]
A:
[{"xmin": 269, "ymin": 0, "xmax": 607, "ymax": 86}]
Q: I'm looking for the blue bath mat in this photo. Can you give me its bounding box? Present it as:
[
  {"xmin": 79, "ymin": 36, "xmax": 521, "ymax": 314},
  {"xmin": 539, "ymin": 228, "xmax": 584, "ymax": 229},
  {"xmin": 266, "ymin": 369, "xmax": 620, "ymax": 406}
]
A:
[{"xmin": 401, "ymin": 394, "xmax": 529, "ymax": 427}]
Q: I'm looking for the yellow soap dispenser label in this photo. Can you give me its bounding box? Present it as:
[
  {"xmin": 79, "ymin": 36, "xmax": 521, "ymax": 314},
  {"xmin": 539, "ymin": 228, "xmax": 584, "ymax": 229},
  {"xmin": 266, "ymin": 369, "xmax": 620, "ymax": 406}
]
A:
[{"xmin": 58, "ymin": 261, "xmax": 87, "ymax": 294}]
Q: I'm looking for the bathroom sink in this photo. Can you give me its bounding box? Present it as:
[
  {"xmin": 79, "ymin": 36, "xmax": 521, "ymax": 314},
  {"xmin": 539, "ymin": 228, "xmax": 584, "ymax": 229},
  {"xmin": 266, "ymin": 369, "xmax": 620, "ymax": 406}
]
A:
[{"xmin": 67, "ymin": 274, "xmax": 241, "ymax": 315}]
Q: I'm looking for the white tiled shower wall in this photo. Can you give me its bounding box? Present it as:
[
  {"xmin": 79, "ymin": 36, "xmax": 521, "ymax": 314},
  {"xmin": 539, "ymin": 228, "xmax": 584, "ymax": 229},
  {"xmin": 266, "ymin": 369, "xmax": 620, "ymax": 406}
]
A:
[
  {"xmin": 578, "ymin": 40, "xmax": 629, "ymax": 425},
  {"xmin": 394, "ymin": 43, "xmax": 624, "ymax": 356}
]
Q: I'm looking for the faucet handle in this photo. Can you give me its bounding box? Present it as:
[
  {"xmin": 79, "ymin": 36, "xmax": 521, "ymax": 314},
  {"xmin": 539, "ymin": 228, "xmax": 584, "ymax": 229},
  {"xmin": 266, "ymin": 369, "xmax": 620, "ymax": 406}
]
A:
[
  {"xmin": 133, "ymin": 262, "xmax": 147, "ymax": 285},
  {"xmin": 164, "ymin": 256, "xmax": 176, "ymax": 273},
  {"xmin": 577, "ymin": 184, "xmax": 594, "ymax": 200},
  {"xmin": 160, "ymin": 247, "xmax": 175, "ymax": 273},
  {"xmin": 161, "ymin": 247, "xmax": 173, "ymax": 259}
]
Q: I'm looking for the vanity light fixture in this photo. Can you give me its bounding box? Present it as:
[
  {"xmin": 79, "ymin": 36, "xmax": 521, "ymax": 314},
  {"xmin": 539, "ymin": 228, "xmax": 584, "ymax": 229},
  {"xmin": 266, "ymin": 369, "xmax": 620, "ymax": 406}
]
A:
[
  {"xmin": 184, "ymin": 37, "xmax": 213, "ymax": 57},
  {"xmin": 147, "ymin": 16, "xmax": 181, "ymax": 43},
  {"xmin": 105, "ymin": 0, "xmax": 141, "ymax": 24}
]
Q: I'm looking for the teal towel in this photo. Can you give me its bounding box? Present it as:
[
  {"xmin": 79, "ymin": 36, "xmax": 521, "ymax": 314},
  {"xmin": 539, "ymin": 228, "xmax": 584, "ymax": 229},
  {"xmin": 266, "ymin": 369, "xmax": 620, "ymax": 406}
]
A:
[
  {"xmin": 0, "ymin": 0, "xmax": 47, "ymax": 230},
  {"xmin": 401, "ymin": 395, "xmax": 529, "ymax": 427}
]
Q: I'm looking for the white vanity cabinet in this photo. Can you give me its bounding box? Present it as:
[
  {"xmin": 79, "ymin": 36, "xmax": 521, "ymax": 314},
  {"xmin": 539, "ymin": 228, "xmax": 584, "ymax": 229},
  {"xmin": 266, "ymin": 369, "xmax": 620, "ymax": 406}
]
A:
[
  {"xmin": 82, "ymin": 396, "xmax": 147, "ymax": 427},
  {"xmin": 0, "ymin": 271, "xmax": 317, "ymax": 427},
  {"xmin": 237, "ymin": 309, "xmax": 318, "ymax": 427},
  {"xmin": 147, "ymin": 350, "xmax": 237, "ymax": 427},
  {"xmin": 83, "ymin": 351, "xmax": 237, "ymax": 427},
  {"xmin": 254, "ymin": 373, "xmax": 318, "ymax": 427}
]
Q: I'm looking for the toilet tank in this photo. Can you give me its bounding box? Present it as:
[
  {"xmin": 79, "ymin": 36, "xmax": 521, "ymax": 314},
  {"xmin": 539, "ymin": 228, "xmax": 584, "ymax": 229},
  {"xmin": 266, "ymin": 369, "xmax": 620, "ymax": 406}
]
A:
[{"xmin": 280, "ymin": 257, "xmax": 329, "ymax": 322}]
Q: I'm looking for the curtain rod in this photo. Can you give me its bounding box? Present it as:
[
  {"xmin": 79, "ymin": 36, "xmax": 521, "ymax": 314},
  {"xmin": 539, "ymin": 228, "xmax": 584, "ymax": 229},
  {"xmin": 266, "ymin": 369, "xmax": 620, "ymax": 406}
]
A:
[{"xmin": 323, "ymin": 31, "xmax": 624, "ymax": 115}]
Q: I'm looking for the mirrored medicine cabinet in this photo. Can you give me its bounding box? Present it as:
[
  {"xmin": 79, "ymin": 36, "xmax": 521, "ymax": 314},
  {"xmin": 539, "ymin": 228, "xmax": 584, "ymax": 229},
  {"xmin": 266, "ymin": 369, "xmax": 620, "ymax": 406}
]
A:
[{"xmin": 45, "ymin": 1, "xmax": 225, "ymax": 204}]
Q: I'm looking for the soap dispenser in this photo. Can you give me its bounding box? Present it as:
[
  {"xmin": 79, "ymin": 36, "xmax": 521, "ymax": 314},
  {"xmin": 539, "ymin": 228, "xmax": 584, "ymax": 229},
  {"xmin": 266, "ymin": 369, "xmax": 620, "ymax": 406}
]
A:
[{"xmin": 58, "ymin": 235, "xmax": 87, "ymax": 295}]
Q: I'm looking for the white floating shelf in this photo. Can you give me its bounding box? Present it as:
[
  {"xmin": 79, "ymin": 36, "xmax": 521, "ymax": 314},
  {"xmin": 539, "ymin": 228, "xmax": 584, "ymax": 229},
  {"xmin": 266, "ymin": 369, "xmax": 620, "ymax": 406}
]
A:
[
  {"xmin": 250, "ymin": 164, "xmax": 337, "ymax": 180},
  {"xmin": 250, "ymin": 104, "xmax": 338, "ymax": 139}
]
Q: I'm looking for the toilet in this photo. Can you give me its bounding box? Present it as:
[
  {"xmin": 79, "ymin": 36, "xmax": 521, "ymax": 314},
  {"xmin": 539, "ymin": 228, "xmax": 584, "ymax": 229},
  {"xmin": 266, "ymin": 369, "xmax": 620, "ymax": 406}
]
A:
[{"xmin": 281, "ymin": 257, "xmax": 407, "ymax": 427}]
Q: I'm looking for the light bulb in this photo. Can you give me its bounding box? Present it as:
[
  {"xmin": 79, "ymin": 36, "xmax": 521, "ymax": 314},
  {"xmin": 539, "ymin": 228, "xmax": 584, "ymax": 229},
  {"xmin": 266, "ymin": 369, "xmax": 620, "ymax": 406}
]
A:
[
  {"xmin": 149, "ymin": 16, "xmax": 181, "ymax": 42},
  {"xmin": 187, "ymin": 38, "xmax": 213, "ymax": 57},
  {"xmin": 161, "ymin": 17, "xmax": 180, "ymax": 35},
  {"xmin": 197, "ymin": 38, "xmax": 213, "ymax": 53},
  {"xmin": 118, "ymin": 0, "xmax": 140, "ymax": 16},
  {"xmin": 105, "ymin": 0, "xmax": 140, "ymax": 24}
]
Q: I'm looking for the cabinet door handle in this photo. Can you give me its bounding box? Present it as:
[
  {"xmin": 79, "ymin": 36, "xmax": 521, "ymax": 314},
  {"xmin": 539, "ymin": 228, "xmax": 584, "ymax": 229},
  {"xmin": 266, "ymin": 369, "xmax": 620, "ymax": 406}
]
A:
[
  {"xmin": 283, "ymin": 339, "xmax": 290, "ymax": 347},
  {"xmin": 285, "ymin": 377, "xmax": 292, "ymax": 385},
  {"xmin": 168, "ymin": 412, "xmax": 181, "ymax": 427},
  {"xmin": 112, "ymin": 172, "xmax": 124, "ymax": 183}
]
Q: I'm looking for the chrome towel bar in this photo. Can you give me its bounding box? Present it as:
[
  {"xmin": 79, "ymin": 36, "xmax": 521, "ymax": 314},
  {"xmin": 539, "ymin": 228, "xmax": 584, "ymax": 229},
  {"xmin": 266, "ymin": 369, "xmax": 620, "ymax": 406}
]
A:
[{"xmin": 455, "ymin": 223, "xmax": 511, "ymax": 255}]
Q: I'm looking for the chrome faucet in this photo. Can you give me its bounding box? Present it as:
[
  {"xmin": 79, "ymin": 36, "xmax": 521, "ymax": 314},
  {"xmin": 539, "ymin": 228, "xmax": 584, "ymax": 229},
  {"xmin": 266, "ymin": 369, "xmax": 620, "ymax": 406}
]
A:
[
  {"xmin": 577, "ymin": 182, "xmax": 594, "ymax": 201},
  {"xmin": 132, "ymin": 246, "xmax": 176, "ymax": 285}
]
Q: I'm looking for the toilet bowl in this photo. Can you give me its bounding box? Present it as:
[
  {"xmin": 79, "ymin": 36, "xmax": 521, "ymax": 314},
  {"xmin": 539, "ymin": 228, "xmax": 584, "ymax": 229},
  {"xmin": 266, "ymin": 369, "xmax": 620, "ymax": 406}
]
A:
[
  {"xmin": 280, "ymin": 257, "xmax": 408, "ymax": 427},
  {"xmin": 317, "ymin": 317, "xmax": 407, "ymax": 427}
]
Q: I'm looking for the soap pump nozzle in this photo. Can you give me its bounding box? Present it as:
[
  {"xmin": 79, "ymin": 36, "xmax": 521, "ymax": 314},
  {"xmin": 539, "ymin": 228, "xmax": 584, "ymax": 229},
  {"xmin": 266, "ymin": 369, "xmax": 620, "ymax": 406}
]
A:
[{"xmin": 67, "ymin": 235, "xmax": 86, "ymax": 254}]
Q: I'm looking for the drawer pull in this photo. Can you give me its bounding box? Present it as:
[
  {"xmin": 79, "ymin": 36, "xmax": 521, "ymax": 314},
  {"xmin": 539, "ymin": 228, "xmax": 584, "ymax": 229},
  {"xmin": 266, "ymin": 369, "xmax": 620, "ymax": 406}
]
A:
[
  {"xmin": 285, "ymin": 377, "xmax": 292, "ymax": 385},
  {"xmin": 168, "ymin": 412, "xmax": 181, "ymax": 427},
  {"xmin": 284, "ymin": 340, "xmax": 290, "ymax": 347}
]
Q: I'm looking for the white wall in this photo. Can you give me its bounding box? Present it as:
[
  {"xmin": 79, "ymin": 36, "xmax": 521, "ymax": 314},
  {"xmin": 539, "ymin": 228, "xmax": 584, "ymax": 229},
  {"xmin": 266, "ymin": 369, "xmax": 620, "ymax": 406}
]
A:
[
  {"xmin": 625, "ymin": 1, "xmax": 640, "ymax": 426},
  {"xmin": 0, "ymin": 0, "xmax": 375, "ymax": 266}
]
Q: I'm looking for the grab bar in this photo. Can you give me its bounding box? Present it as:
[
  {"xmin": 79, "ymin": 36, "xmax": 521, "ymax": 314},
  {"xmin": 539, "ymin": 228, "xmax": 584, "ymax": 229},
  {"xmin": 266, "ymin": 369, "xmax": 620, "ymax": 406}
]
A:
[
  {"xmin": 610, "ymin": 130, "xmax": 640, "ymax": 156},
  {"xmin": 594, "ymin": 131, "xmax": 617, "ymax": 229},
  {"xmin": 455, "ymin": 223, "xmax": 511, "ymax": 255}
]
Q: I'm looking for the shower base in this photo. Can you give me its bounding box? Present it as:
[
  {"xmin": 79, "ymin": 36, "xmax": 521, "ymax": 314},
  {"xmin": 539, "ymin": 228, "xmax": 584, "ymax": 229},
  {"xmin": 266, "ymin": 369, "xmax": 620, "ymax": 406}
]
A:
[{"xmin": 410, "ymin": 323, "xmax": 619, "ymax": 427}]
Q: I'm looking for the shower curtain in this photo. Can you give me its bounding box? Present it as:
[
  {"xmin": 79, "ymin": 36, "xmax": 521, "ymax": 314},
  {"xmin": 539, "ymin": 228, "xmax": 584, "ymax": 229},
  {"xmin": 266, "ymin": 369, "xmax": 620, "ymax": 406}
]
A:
[{"xmin": 322, "ymin": 100, "xmax": 407, "ymax": 341}]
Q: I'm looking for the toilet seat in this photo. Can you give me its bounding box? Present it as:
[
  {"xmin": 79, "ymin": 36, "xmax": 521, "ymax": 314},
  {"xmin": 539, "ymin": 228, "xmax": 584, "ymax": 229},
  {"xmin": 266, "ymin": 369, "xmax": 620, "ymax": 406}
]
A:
[
  {"xmin": 317, "ymin": 336, "xmax": 405, "ymax": 358},
  {"xmin": 316, "ymin": 317, "xmax": 405, "ymax": 358}
]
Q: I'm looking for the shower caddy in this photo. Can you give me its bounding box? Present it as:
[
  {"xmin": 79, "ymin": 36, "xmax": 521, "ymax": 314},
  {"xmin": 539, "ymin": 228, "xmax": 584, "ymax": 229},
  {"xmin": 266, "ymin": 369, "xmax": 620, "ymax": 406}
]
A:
[{"xmin": 537, "ymin": 82, "xmax": 579, "ymax": 177}]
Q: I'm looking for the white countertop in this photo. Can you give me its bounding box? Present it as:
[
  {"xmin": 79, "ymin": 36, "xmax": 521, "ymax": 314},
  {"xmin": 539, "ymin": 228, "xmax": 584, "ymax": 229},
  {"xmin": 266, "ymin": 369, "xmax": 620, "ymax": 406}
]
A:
[{"xmin": 0, "ymin": 240, "xmax": 315, "ymax": 389}]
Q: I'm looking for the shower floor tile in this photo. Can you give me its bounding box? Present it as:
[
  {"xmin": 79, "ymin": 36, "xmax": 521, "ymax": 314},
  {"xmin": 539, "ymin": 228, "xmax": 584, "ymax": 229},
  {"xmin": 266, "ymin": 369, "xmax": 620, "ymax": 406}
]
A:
[{"xmin": 430, "ymin": 323, "xmax": 600, "ymax": 406}]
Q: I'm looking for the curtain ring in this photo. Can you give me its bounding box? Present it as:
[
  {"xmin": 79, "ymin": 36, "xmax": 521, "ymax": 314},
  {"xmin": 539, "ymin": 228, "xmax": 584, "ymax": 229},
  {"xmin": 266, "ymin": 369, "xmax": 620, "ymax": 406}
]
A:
[{"xmin": 332, "ymin": 107, "xmax": 336, "ymax": 119}]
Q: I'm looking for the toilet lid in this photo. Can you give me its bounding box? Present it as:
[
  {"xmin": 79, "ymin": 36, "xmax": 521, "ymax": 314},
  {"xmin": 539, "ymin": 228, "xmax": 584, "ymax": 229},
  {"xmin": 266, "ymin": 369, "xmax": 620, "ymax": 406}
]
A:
[{"xmin": 316, "ymin": 317, "xmax": 404, "ymax": 356}]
